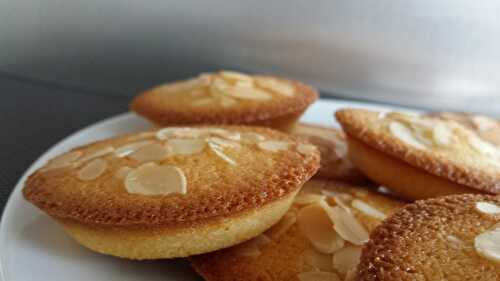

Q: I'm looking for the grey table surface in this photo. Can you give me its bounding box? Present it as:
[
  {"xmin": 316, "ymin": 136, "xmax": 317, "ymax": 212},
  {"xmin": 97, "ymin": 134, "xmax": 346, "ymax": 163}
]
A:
[{"xmin": 0, "ymin": 73, "xmax": 132, "ymax": 216}]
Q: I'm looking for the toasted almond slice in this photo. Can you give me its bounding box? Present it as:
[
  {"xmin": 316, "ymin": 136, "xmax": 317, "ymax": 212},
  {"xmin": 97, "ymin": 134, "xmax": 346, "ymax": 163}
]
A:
[
  {"xmin": 222, "ymin": 86, "xmax": 272, "ymax": 101},
  {"xmin": 128, "ymin": 143, "xmax": 169, "ymax": 163},
  {"xmin": 433, "ymin": 122, "xmax": 453, "ymax": 146},
  {"xmin": 204, "ymin": 128, "xmax": 241, "ymax": 141},
  {"xmin": 446, "ymin": 235, "xmax": 465, "ymax": 248},
  {"xmin": 332, "ymin": 245, "xmax": 362, "ymax": 274},
  {"xmin": 298, "ymin": 203, "xmax": 345, "ymax": 254},
  {"xmin": 42, "ymin": 150, "xmax": 83, "ymax": 171},
  {"xmin": 297, "ymin": 271, "xmax": 341, "ymax": 281},
  {"xmin": 208, "ymin": 143, "xmax": 236, "ymax": 165},
  {"xmin": 114, "ymin": 166, "xmax": 132, "ymax": 179},
  {"xmin": 303, "ymin": 248, "xmax": 333, "ymax": 272},
  {"xmin": 191, "ymin": 97, "xmax": 214, "ymax": 107},
  {"xmin": 351, "ymin": 199, "xmax": 387, "ymax": 220},
  {"xmin": 389, "ymin": 121, "xmax": 427, "ymax": 150},
  {"xmin": 476, "ymin": 202, "xmax": 500, "ymax": 214},
  {"xmin": 124, "ymin": 131, "xmax": 156, "ymax": 142},
  {"xmin": 125, "ymin": 163, "xmax": 187, "ymax": 195},
  {"xmin": 256, "ymin": 77, "xmax": 294, "ymax": 97},
  {"xmin": 115, "ymin": 140, "xmax": 155, "ymax": 157},
  {"xmin": 473, "ymin": 115, "xmax": 497, "ymax": 131},
  {"xmin": 78, "ymin": 146, "xmax": 114, "ymax": 163},
  {"xmin": 325, "ymin": 206, "xmax": 369, "ymax": 245},
  {"xmin": 234, "ymin": 80, "xmax": 254, "ymax": 88},
  {"xmin": 207, "ymin": 137, "xmax": 241, "ymax": 148},
  {"xmin": 168, "ymin": 138, "xmax": 206, "ymax": 155},
  {"xmin": 294, "ymin": 193, "xmax": 326, "ymax": 205},
  {"xmin": 219, "ymin": 96, "xmax": 237, "ymax": 107},
  {"xmin": 266, "ymin": 212, "xmax": 297, "ymax": 240},
  {"xmin": 241, "ymin": 132, "xmax": 266, "ymax": 143},
  {"xmin": 474, "ymin": 227, "xmax": 500, "ymax": 264},
  {"xmin": 297, "ymin": 143, "xmax": 317, "ymax": 155},
  {"xmin": 220, "ymin": 70, "xmax": 253, "ymax": 82},
  {"xmin": 188, "ymin": 88, "xmax": 207, "ymax": 98},
  {"xmin": 77, "ymin": 158, "xmax": 107, "ymax": 181},
  {"xmin": 258, "ymin": 141, "xmax": 289, "ymax": 152},
  {"xmin": 156, "ymin": 127, "xmax": 202, "ymax": 140},
  {"xmin": 468, "ymin": 134, "xmax": 498, "ymax": 156}
]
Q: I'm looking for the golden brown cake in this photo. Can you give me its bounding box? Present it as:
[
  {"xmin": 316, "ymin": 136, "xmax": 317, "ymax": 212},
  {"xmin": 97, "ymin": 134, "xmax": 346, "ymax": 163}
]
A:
[
  {"xmin": 288, "ymin": 123, "xmax": 368, "ymax": 184},
  {"xmin": 427, "ymin": 111, "xmax": 500, "ymax": 145},
  {"xmin": 190, "ymin": 180, "xmax": 404, "ymax": 281},
  {"xmin": 336, "ymin": 108, "xmax": 500, "ymax": 200},
  {"xmin": 130, "ymin": 71, "xmax": 318, "ymax": 130},
  {"xmin": 23, "ymin": 126, "xmax": 320, "ymax": 260},
  {"xmin": 357, "ymin": 194, "xmax": 500, "ymax": 281}
]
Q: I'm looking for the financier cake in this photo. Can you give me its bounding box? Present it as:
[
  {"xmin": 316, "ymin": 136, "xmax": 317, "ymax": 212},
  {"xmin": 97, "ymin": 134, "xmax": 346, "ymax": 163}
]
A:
[
  {"xmin": 23, "ymin": 126, "xmax": 320, "ymax": 259},
  {"xmin": 288, "ymin": 123, "xmax": 368, "ymax": 184},
  {"xmin": 130, "ymin": 70, "xmax": 318, "ymax": 130},
  {"xmin": 357, "ymin": 194, "xmax": 500, "ymax": 281},
  {"xmin": 336, "ymin": 108, "xmax": 500, "ymax": 200},
  {"xmin": 190, "ymin": 180, "xmax": 404, "ymax": 281}
]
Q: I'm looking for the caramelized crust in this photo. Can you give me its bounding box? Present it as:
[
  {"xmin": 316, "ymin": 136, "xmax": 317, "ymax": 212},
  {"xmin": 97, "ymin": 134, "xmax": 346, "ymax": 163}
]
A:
[
  {"xmin": 190, "ymin": 180, "xmax": 404, "ymax": 281},
  {"xmin": 357, "ymin": 194, "xmax": 500, "ymax": 281},
  {"xmin": 131, "ymin": 76, "xmax": 318, "ymax": 128},
  {"xmin": 23, "ymin": 126, "xmax": 320, "ymax": 228},
  {"xmin": 336, "ymin": 108, "xmax": 500, "ymax": 194}
]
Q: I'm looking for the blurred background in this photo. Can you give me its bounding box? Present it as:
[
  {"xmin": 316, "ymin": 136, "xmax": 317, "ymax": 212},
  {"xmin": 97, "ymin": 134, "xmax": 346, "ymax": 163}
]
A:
[
  {"xmin": 2, "ymin": 0, "xmax": 500, "ymax": 210},
  {"xmin": 3, "ymin": 0, "xmax": 500, "ymax": 113}
]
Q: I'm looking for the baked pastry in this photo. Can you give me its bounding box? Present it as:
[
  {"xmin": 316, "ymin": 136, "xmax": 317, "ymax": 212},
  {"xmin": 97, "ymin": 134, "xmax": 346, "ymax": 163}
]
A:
[
  {"xmin": 190, "ymin": 180, "xmax": 404, "ymax": 281},
  {"xmin": 23, "ymin": 126, "xmax": 320, "ymax": 259},
  {"xmin": 336, "ymin": 108, "xmax": 500, "ymax": 200},
  {"xmin": 357, "ymin": 194, "xmax": 500, "ymax": 280},
  {"xmin": 130, "ymin": 71, "xmax": 318, "ymax": 130},
  {"xmin": 288, "ymin": 123, "xmax": 368, "ymax": 184},
  {"xmin": 427, "ymin": 111, "xmax": 500, "ymax": 145}
]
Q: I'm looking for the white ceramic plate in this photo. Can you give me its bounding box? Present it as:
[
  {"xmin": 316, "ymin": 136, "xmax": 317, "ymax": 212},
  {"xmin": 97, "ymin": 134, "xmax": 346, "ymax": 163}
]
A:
[{"xmin": 0, "ymin": 99, "xmax": 403, "ymax": 281}]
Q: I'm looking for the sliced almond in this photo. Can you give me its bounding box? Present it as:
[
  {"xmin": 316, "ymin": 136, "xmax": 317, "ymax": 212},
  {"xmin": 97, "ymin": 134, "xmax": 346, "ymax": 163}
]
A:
[
  {"xmin": 188, "ymin": 88, "xmax": 207, "ymax": 98},
  {"xmin": 294, "ymin": 193, "xmax": 326, "ymax": 205},
  {"xmin": 256, "ymin": 77, "xmax": 294, "ymax": 97},
  {"xmin": 219, "ymin": 96, "xmax": 237, "ymax": 107},
  {"xmin": 297, "ymin": 271, "xmax": 341, "ymax": 281},
  {"xmin": 114, "ymin": 166, "xmax": 132, "ymax": 179},
  {"xmin": 389, "ymin": 121, "xmax": 427, "ymax": 150},
  {"xmin": 219, "ymin": 70, "xmax": 253, "ymax": 82},
  {"xmin": 432, "ymin": 122, "xmax": 453, "ymax": 146},
  {"xmin": 168, "ymin": 138, "xmax": 206, "ymax": 155},
  {"xmin": 42, "ymin": 150, "xmax": 83, "ymax": 171},
  {"xmin": 208, "ymin": 142, "xmax": 236, "ymax": 165},
  {"xmin": 223, "ymin": 86, "xmax": 272, "ymax": 101},
  {"xmin": 207, "ymin": 137, "xmax": 241, "ymax": 148},
  {"xmin": 204, "ymin": 128, "xmax": 241, "ymax": 141},
  {"xmin": 468, "ymin": 134, "xmax": 498, "ymax": 156},
  {"xmin": 258, "ymin": 141, "xmax": 289, "ymax": 152},
  {"xmin": 78, "ymin": 146, "xmax": 115, "ymax": 163},
  {"xmin": 297, "ymin": 143, "xmax": 317, "ymax": 155},
  {"xmin": 446, "ymin": 235, "xmax": 464, "ymax": 248},
  {"xmin": 128, "ymin": 143, "xmax": 169, "ymax": 163},
  {"xmin": 332, "ymin": 245, "xmax": 362, "ymax": 274},
  {"xmin": 266, "ymin": 212, "xmax": 297, "ymax": 240},
  {"xmin": 302, "ymin": 248, "xmax": 333, "ymax": 272},
  {"xmin": 115, "ymin": 140, "xmax": 155, "ymax": 157},
  {"xmin": 474, "ymin": 227, "xmax": 500, "ymax": 264},
  {"xmin": 476, "ymin": 202, "xmax": 500, "ymax": 214},
  {"xmin": 156, "ymin": 127, "xmax": 202, "ymax": 140},
  {"xmin": 77, "ymin": 158, "xmax": 107, "ymax": 181},
  {"xmin": 297, "ymin": 203, "xmax": 345, "ymax": 254},
  {"xmin": 191, "ymin": 97, "xmax": 214, "ymax": 107},
  {"xmin": 241, "ymin": 132, "xmax": 266, "ymax": 143},
  {"xmin": 351, "ymin": 199, "xmax": 386, "ymax": 220},
  {"xmin": 473, "ymin": 115, "xmax": 497, "ymax": 131},
  {"xmin": 125, "ymin": 163, "xmax": 187, "ymax": 195},
  {"xmin": 325, "ymin": 206, "xmax": 369, "ymax": 246}
]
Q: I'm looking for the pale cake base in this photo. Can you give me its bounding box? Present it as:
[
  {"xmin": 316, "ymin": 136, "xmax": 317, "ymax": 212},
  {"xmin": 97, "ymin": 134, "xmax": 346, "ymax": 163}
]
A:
[
  {"xmin": 58, "ymin": 190, "xmax": 298, "ymax": 260},
  {"xmin": 346, "ymin": 136, "xmax": 478, "ymax": 200}
]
